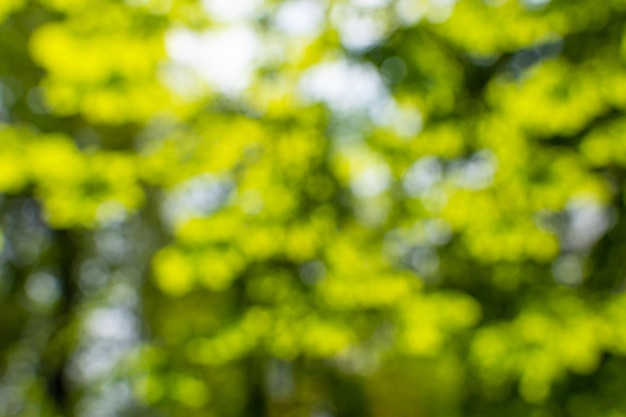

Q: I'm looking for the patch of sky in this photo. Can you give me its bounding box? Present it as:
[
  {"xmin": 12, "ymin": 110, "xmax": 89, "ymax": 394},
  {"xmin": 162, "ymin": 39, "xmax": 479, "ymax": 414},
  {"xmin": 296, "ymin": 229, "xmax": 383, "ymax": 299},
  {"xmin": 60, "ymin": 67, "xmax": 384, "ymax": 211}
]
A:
[
  {"xmin": 274, "ymin": 0, "xmax": 326, "ymax": 37},
  {"xmin": 165, "ymin": 26, "xmax": 262, "ymax": 95},
  {"xmin": 201, "ymin": 0, "xmax": 264, "ymax": 23},
  {"xmin": 403, "ymin": 156, "xmax": 443, "ymax": 196},
  {"xmin": 448, "ymin": 150, "xmax": 497, "ymax": 191},
  {"xmin": 562, "ymin": 199, "xmax": 615, "ymax": 253},
  {"xmin": 331, "ymin": 3, "xmax": 386, "ymax": 51},
  {"xmin": 162, "ymin": 174, "xmax": 233, "ymax": 228},
  {"xmin": 299, "ymin": 59, "xmax": 389, "ymax": 115}
]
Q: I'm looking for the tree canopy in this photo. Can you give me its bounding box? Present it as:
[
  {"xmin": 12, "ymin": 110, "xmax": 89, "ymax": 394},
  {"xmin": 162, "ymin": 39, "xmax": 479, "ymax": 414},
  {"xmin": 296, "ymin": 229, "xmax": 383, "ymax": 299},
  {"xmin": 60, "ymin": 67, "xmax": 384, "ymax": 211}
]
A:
[{"xmin": 2, "ymin": 0, "xmax": 626, "ymax": 416}]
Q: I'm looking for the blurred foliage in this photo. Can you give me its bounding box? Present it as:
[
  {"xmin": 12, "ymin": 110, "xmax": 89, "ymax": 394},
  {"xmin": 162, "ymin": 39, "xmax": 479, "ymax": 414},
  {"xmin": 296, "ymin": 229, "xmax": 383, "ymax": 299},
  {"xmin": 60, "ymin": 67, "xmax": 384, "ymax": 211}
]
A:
[{"xmin": 2, "ymin": 0, "xmax": 626, "ymax": 416}]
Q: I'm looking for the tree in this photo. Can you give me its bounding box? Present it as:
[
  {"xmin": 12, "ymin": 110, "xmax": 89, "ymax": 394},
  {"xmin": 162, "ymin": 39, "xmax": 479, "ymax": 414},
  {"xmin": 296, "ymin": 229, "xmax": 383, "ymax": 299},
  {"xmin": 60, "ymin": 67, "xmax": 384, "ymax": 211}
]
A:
[{"xmin": 1, "ymin": 0, "xmax": 626, "ymax": 416}]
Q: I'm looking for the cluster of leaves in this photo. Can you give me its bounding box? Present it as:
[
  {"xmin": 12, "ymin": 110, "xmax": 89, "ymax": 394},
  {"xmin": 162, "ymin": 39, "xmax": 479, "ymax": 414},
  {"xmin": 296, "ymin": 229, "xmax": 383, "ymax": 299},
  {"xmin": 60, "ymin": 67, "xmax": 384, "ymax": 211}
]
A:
[{"xmin": 2, "ymin": 0, "xmax": 626, "ymax": 417}]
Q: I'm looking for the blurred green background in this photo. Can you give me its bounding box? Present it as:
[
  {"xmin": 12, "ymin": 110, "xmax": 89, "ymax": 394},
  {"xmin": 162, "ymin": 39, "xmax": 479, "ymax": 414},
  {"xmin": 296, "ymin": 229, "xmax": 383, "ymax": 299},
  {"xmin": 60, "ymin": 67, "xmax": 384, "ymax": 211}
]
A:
[{"xmin": 2, "ymin": 0, "xmax": 626, "ymax": 416}]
